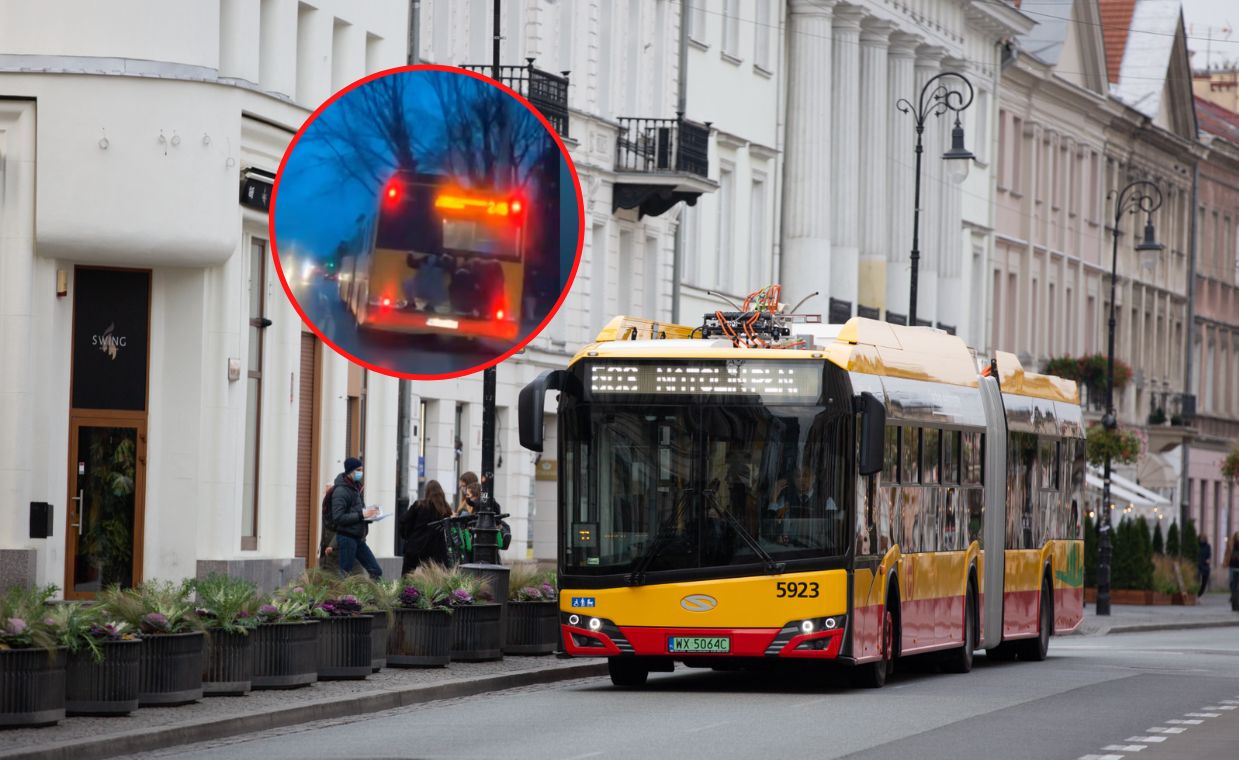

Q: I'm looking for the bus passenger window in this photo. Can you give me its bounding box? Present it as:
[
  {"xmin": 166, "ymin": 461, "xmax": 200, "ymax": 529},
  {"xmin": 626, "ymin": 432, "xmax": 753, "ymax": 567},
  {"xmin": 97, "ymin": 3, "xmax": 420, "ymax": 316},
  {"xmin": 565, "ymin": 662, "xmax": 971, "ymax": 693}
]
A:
[
  {"xmin": 883, "ymin": 426, "xmax": 900, "ymax": 484},
  {"xmin": 902, "ymin": 426, "xmax": 920, "ymax": 485},
  {"xmin": 922, "ymin": 429, "xmax": 940, "ymax": 484},
  {"xmin": 942, "ymin": 430, "xmax": 960, "ymax": 484},
  {"xmin": 966, "ymin": 488, "xmax": 984, "ymax": 547},
  {"xmin": 963, "ymin": 432, "xmax": 984, "ymax": 485}
]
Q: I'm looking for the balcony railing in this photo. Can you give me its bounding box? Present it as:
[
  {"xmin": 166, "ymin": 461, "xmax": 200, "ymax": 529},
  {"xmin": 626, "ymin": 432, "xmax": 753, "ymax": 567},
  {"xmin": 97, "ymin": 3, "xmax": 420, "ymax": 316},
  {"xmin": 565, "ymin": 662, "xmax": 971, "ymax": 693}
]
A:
[
  {"xmin": 459, "ymin": 58, "xmax": 570, "ymax": 138},
  {"xmin": 615, "ymin": 114, "xmax": 710, "ymax": 178}
]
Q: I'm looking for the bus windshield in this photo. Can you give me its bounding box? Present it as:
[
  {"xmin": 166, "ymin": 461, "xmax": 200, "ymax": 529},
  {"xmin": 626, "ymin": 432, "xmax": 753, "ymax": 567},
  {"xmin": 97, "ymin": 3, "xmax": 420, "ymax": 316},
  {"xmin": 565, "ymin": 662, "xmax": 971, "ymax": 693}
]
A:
[
  {"xmin": 374, "ymin": 180, "xmax": 522, "ymax": 261},
  {"xmin": 561, "ymin": 360, "xmax": 855, "ymax": 579}
]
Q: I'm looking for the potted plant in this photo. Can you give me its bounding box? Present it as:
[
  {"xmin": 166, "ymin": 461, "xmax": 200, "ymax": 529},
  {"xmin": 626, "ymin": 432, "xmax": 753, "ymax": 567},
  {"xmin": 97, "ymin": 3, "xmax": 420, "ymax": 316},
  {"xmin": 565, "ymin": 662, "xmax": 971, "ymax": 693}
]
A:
[
  {"xmin": 51, "ymin": 602, "xmax": 140, "ymax": 716},
  {"xmin": 251, "ymin": 590, "xmax": 320, "ymax": 690},
  {"xmin": 387, "ymin": 567, "xmax": 452, "ymax": 667},
  {"xmin": 0, "ymin": 585, "xmax": 65, "ymax": 727},
  {"xmin": 504, "ymin": 566, "xmax": 559, "ymax": 655},
  {"xmin": 191, "ymin": 574, "xmax": 260, "ymax": 696},
  {"xmin": 340, "ymin": 575, "xmax": 396, "ymax": 672},
  {"xmin": 100, "ymin": 580, "xmax": 205, "ymax": 706},
  {"xmin": 439, "ymin": 568, "xmax": 501, "ymax": 662}
]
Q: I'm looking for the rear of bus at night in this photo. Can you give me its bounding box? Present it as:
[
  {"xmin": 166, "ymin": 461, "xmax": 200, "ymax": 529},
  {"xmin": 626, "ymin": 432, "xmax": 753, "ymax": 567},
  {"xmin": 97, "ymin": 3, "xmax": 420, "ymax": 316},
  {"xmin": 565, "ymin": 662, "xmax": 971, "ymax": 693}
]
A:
[
  {"xmin": 338, "ymin": 172, "xmax": 526, "ymax": 344},
  {"xmin": 519, "ymin": 310, "xmax": 1087, "ymax": 688}
]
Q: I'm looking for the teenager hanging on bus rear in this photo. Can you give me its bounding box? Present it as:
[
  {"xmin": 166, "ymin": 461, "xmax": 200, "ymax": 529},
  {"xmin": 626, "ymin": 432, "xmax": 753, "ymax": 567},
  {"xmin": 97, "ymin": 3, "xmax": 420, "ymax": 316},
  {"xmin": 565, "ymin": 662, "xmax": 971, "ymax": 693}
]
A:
[{"xmin": 401, "ymin": 479, "xmax": 451, "ymax": 574}]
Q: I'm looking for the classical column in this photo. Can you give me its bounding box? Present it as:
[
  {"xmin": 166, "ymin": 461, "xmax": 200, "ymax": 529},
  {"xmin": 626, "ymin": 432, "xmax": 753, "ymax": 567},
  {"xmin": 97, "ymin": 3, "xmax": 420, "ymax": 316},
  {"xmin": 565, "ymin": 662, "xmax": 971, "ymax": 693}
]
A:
[
  {"xmin": 829, "ymin": 4, "xmax": 865, "ymax": 319},
  {"xmin": 884, "ymin": 32, "xmax": 920, "ymax": 323},
  {"xmin": 914, "ymin": 44, "xmax": 946, "ymax": 327},
  {"xmin": 857, "ymin": 18, "xmax": 896, "ymax": 317},
  {"xmin": 936, "ymin": 58, "xmax": 967, "ymax": 334},
  {"xmin": 780, "ymin": 0, "xmax": 837, "ymax": 314}
]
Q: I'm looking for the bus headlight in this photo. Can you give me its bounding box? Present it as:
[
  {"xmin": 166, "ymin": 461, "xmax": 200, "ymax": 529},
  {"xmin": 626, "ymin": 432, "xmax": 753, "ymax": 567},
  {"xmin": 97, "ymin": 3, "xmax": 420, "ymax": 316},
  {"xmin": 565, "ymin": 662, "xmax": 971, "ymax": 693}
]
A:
[
  {"xmin": 588, "ymin": 617, "xmax": 602, "ymax": 631},
  {"xmin": 568, "ymin": 614, "xmax": 580, "ymax": 626}
]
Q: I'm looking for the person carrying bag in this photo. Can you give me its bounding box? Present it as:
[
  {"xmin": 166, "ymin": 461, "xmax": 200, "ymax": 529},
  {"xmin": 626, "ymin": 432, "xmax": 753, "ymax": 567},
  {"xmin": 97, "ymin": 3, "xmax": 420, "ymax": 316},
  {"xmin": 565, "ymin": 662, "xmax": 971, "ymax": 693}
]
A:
[{"xmin": 400, "ymin": 480, "xmax": 452, "ymax": 574}]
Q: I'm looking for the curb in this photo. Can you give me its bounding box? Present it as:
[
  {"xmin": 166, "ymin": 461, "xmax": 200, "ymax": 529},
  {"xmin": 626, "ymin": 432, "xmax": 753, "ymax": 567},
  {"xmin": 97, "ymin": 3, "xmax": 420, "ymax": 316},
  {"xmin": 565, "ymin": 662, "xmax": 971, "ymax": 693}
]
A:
[
  {"xmin": 1, "ymin": 661, "xmax": 609, "ymax": 760},
  {"xmin": 1065, "ymin": 618, "xmax": 1239, "ymax": 637}
]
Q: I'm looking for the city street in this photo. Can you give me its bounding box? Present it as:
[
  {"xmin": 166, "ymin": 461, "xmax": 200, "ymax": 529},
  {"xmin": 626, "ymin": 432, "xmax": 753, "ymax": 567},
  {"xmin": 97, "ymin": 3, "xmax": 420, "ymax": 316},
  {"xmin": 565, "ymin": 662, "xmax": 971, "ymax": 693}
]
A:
[
  {"xmin": 287, "ymin": 275, "xmax": 506, "ymax": 375},
  {"xmin": 137, "ymin": 627, "xmax": 1239, "ymax": 760}
]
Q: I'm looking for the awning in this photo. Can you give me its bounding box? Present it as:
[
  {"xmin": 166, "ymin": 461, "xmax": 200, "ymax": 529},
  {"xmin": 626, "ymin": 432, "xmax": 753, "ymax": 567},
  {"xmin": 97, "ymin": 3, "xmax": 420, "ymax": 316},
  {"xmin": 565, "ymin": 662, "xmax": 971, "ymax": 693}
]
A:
[
  {"xmin": 1085, "ymin": 466, "xmax": 1171, "ymax": 507},
  {"xmin": 1085, "ymin": 473, "xmax": 1159, "ymax": 508}
]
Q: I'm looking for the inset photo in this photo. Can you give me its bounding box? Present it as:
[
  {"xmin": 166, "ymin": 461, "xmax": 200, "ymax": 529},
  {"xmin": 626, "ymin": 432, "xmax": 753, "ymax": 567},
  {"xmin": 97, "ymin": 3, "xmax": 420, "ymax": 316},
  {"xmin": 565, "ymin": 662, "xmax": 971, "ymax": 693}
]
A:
[{"xmin": 271, "ymin": 64, "xmax": 583, "ymax": 379}]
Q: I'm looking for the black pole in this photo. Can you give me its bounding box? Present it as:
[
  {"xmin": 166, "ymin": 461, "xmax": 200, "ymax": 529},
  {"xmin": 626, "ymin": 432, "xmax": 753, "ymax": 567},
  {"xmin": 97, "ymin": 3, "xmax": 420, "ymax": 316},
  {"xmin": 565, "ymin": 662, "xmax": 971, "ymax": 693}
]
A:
[
  {"xmin": 897, "ymin": 71, "xmax": 973, "ymax": 327},
  {"xmin": 1097, "ymin": 180, "xmax": 1163, "ymax": 617},
  {"xmin": 492, "ymin": 0, "xmax": 501, "ymax": 80},
  {"xmin": 910, "ymin": 123, "xmax": 925, "ymax": 326}
]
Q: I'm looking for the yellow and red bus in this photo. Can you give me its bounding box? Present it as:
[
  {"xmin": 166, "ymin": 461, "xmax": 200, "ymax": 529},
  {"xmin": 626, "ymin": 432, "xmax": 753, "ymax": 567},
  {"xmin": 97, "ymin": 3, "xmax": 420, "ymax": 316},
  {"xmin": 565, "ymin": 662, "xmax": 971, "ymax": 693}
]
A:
[
  {"xmin": 339, "ymin": 172, "xmax": 527, "ymax": 344},
  {"xmin": 518, "ymin": 310, "xmax": 1085, "ymax": 687}
]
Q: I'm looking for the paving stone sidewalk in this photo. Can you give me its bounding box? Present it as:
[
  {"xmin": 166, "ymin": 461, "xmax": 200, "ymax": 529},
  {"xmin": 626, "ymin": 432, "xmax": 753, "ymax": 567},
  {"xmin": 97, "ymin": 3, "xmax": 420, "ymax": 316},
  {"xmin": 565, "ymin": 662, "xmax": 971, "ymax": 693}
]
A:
[
  {"xmin": 1072, "ymin": 591, "xmax": 1239, "ymax": 636},
  {"xmin": 1, "ymin": 654, "xmax": 606, "ymax": 760}
]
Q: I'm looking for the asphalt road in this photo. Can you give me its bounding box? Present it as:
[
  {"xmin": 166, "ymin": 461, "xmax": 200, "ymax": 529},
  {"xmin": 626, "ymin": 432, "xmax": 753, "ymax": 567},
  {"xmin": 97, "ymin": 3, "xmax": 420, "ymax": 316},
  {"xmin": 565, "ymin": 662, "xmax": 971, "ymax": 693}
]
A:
[
  {"xmin": 286, "ymin": 276, "xmax": 518, "ymax": 376},
  {"xmin": 136, "ymin": 627, "xmax": 1239, "ymax": 760}
]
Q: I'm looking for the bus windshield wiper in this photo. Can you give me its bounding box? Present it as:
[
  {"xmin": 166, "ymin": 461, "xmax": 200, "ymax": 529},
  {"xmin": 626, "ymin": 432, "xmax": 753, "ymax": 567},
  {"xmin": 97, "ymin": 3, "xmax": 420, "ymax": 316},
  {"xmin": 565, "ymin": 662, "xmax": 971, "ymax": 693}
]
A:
[
  {"xmin": 628, "ymin": 488, "xmax": 692, "ymax": 586},
  {"xmin": 702, "ymin": 487, "xmax": 787, "ymax": 575}
]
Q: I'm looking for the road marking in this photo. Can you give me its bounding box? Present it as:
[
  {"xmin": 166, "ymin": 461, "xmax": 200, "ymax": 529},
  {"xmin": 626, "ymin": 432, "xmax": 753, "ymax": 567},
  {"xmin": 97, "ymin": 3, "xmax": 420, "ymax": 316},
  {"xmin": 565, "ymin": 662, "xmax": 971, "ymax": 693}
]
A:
[
  {"xmin": 1185, "ymin": 712, "xmax": 1220, "ymax": 718},
  {"xmin": 1079, "ymin": 754, "xmax": 1126, "ymax": 760},
  {"xmin": 1103, "ymin": 745, "xmax": 1146, "ymax": 752},
  {"xmin": 687, "ymin": 721, "xmax": 729, "ymax": 734},
  {"xmin": 1127, "ymin": 736, "xmax": 1167, "ymax": 743},
  {"xmin": 1165, "ymin": 719, "xmax": 1203, "ymax": 724},
  {"xmin": 1204, "ymin": 705, "xmax": 1236, "ymax": 710},
  {"xmin": 1144, "ymin": 727, "xmax": 1184, "ymax": 734},
  {"xmin": 562, "ymin": 753, "xmax": 603, "ymax": 760}
]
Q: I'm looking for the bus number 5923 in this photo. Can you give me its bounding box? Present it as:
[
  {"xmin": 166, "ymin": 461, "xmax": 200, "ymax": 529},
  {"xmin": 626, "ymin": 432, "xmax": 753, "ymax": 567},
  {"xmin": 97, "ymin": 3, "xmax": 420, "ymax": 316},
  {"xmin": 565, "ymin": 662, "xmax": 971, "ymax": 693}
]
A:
[{"xmin": 775, "ymin": 581, "xmax": 819, "ymax": 598}]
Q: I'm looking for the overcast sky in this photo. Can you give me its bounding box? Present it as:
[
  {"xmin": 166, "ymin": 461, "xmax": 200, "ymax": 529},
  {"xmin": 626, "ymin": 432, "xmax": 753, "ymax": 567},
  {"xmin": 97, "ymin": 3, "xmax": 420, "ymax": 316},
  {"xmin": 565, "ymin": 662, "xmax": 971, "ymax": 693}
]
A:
[{"xmin": 1183, "ymin": 0, "xmax": 1239, "ymax": 69}]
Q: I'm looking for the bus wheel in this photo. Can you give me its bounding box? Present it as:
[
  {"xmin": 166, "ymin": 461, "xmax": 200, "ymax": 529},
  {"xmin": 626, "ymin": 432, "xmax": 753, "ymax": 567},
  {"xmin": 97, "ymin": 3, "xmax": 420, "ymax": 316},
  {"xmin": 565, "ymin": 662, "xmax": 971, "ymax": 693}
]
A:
[
  {"xmin": 1018, "ymin": 581, "xmax": 1051, "ymax": 662},
  {"xmin": 851, "ymin": 609, "xmax": 893, "ymax": 689},
  {"xmin": 942, "ymin": 588, "xmax": 975, "ymax": 674},
  {"xmin": 608, "ymin": 657, "xmax": 649, "ymax": 688}
]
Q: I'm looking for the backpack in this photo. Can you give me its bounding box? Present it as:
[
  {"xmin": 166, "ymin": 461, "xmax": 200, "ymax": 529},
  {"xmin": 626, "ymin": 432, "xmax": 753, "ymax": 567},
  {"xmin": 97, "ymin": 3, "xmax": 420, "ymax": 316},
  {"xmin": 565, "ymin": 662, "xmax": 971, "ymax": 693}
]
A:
[{"xmin": 321, "ymin": 486, "xmax": 337, "ymax": 532}]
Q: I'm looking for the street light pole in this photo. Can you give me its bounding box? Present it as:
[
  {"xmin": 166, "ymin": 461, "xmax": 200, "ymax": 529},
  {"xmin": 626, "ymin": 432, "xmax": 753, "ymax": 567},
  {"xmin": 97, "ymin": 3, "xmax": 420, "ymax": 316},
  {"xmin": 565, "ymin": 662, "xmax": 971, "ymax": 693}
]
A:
[
  {"xmin": 1096, "ymin": 179, "xmax": 1164, "ymax": 617},
  {"xmin": 897, "ymin": 71, "xmax": 975, "ymax": 326}
]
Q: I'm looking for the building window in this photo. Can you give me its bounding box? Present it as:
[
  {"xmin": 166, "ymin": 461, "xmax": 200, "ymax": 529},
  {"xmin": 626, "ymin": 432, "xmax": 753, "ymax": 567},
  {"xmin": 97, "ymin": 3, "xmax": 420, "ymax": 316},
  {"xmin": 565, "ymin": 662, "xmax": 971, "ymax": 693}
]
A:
[
  {"xmin": 1011, "ymin": 116, "xmax": 1023, "ymax": 194},
  {"xmin": 1089, "ymin": 151, "xmax": 1101, "ymax": 222},
  {"xmin": 331, "ymin": 18, "xmax": 351, "ymax": 93},
  {"xmin": 591, "ymin": 224, "xmax": 608, "ymax": 336},
  {"xmin": 687, "ymin": 0, "xmax": 707, "ymax": 44},
  {"xmin": 242, "ymin": 238, "xmax": 268, "ymax": 550},
  {"xmin": 750, "ymin": 176, "xmax": 767, "ymax": 286},
  {"xmin": 618, "ymin": 228, "xmax": 635, "ymax": 314},
  {"xmin": 754, "ymin": 0, "xmax": 771, "ymax": 71},
  {"xmin": 973, "ymin": 90, "xmax": 988, "ymax": 165},
  {"xmin": 722, "ymin": 0, "xmax": 739, "ymax": 58},
  {"xmin": 598, "ymin": 0, "xmax": 614, "ymax": 116},
  {"xmin": 644, "ymin": 234, "xmax": 660, "ymax": 317},
  {"xmin": 717, "ymin": 165, "xmax": 735, "ymax": 290},
  {"xmin": 295, "ymin": 2, "xmax": 316, "ymax": 105}
]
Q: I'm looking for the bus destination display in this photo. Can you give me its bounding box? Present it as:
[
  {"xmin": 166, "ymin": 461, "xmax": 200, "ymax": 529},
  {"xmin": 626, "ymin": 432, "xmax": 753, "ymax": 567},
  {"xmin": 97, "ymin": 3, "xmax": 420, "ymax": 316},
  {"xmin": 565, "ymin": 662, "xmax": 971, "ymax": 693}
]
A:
[{"xmin": 588, "ymin": 362, "xmax": 822, "ymax": 401}]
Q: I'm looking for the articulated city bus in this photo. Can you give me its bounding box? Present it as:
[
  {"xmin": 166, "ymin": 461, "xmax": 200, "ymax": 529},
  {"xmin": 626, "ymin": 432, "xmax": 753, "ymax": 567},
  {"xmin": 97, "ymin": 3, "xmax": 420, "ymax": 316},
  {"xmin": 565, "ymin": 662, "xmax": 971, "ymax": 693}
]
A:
[
  {"xmin": 339, "ymin": 172, "xmax": 526, "ymax": 344},
  {"xmin": 518, "ymin": 304, "xmax": 1085, "ymax": 688}
]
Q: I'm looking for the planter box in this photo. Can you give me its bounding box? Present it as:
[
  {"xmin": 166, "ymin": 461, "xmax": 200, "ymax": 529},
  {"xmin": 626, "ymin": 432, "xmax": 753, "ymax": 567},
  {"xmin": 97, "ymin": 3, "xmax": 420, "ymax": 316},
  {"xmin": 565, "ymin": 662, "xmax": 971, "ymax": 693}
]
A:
[
  {"xmin": 1172, "ymin": 593, "xmax": 1198, "ymax": 606},
  {"xmin": 1084, "ymin": 587, "xmax": 1096, "ymax": 604},
  {"xmin": 1111, "ymin": 589, "xmax": 1154, "ymax": 605},
  {"xmin": 66, "ymin": 639, "xmax": 140, "ymax": 716},
  {"xmin": 1152, "ymin": 592, "xmax": 1174, "ymax": 606},
  {"xmin": 138, "ymin": 632, "xmax": 204, "ymax": 707},
  {"xmin": 202, "ymin": 630, "xmax": 255, "ymax": 696},
  {"xmin": 387, "ymin": 608, "xmax": 451, "ymax": 667},
  {"xmin": 504, "ymin": 600, "xmax": 559, "ymax": 655},
  {"xmin": 0, "ymin": 648, "xmax": 66, "ymax": 728},
  {"xmin": 252, "ymin": 621, "xmax": 318, "ymax": 690},
  {"xmin": 317, "ymin": 615, "xmax": 373, "ymax": 680},
  {"xmin": 369, "ymin": 613, "xmax": 389, "ymax": 672},
  {"xmin": 450, "ymin": 603, "xmax": 502, "ymax": 662}
]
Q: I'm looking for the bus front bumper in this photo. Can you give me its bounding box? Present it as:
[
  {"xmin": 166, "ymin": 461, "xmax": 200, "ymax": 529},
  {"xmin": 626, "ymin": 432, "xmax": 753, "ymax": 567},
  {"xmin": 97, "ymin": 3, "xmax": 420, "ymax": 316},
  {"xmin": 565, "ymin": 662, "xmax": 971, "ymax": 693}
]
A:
[
  {"xmin": 560, "ymin": 616, "xmax": 845, "ymax": 660},
  {"xmin": 363, "ymin": 308, "xmax": 520, "ymax": 341}
]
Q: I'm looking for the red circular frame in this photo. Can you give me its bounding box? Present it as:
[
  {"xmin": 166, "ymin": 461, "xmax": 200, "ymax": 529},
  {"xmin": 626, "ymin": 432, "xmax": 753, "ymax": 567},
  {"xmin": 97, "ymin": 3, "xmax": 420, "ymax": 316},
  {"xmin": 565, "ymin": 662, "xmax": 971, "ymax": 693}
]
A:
[{"xmin": 268, "ymin": 63, "xmax": 586, "ymax": 381}]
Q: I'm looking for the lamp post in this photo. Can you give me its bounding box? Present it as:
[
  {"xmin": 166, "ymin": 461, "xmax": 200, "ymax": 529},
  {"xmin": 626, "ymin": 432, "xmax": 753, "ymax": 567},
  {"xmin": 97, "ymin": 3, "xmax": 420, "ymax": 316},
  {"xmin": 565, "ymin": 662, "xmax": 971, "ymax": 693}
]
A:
[
  {"xmin": 1096, "ymin": 180, "xmax": 1164, "ymax": 616},
  {"xmin": 897, "ymin": 71, "xmax": 975, "ymax": 326}
]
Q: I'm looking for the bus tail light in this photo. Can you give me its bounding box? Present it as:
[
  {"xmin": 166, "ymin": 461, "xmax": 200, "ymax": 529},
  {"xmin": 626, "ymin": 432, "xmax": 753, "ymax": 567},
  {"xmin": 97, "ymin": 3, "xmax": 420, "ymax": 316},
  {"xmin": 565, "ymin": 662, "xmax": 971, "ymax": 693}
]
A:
[{"xmin": 383, "ymin": 178, "xmax": 402, "ymax": 205}]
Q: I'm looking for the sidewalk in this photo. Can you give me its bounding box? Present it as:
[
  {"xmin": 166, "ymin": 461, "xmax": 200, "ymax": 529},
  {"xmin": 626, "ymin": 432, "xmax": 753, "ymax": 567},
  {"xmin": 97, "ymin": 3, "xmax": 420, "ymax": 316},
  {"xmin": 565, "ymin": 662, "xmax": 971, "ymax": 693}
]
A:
[
  {"xmin": 1071, "ymin": 591, "xmax": 1239, "ymax": 636},
  {"xmin": 0, "ymin": 654, "xmax": 606, "ymax": 760}
]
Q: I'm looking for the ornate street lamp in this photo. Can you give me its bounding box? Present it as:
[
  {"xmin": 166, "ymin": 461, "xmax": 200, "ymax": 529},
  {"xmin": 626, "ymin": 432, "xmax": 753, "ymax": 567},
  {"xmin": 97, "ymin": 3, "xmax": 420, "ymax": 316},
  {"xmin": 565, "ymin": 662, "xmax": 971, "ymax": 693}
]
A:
[
  {"xmin": 1096, "ymin": 180, "xmax": 1163, "ymax": 617},
  {"xmin": 897, "ymin": 71, "xmax": 975, "ymax": 326}
]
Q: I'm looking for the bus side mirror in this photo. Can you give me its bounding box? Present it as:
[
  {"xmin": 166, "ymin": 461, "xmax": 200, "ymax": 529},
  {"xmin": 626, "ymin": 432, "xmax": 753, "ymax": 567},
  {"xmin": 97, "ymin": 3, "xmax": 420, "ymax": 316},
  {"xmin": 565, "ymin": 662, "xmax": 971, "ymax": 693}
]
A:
[
  {"xmin": 855, "ymin": 392, "xmax": 886, "ymax": 477},
  {"xmin": 518, "ymin": 369, "xmax": 579, "ymax": 452}
]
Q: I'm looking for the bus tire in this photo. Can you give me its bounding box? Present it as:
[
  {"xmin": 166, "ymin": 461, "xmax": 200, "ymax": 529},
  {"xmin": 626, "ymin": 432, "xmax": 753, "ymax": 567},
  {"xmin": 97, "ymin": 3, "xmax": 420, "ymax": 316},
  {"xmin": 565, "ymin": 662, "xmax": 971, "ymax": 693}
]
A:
[
  {"xmin": 942, "ymin": 585, "xmax": 976, "ymax": 674},
  {"xmin": 608, "ymin": 657, "xmax": 649, "ymax": 688},
  {"xmin": 851, "ymin": 606, "xmax": 894, "ymax": 689},
  {"xmin": 1018, "ymin": 580, "xmax": 1051, "ymax": 662}
]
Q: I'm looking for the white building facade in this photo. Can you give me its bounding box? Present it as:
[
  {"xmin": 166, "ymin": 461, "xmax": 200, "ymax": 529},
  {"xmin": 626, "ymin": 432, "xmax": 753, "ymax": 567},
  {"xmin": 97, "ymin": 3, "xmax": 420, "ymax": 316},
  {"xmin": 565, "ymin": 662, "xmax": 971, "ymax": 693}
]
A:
[{"xmin": 0, "ymin": 0, "xmax": 409, "ymax": 594}]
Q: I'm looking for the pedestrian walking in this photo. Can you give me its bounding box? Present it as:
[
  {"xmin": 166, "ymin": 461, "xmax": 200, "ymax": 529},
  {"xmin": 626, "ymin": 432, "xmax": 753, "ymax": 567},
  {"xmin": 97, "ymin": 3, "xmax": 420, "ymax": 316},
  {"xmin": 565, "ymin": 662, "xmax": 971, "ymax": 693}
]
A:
[
  {"xmin": 456, "ymin": 471, "xmax": 480, "ymax": 516},
  {"xmin": 400, "ymin": 479, "xmax": 451, "ymax": 574},
  {"xmin": 1198, "ymin": 533, "xmax": 1212, "ymax": 596},
  {"xmin": 318, "ymin": 481, "xmax": 340, "ymax": 574},
  {"xmin": 331, "ymin": 457, "xmax": 383, "ymax": 578},
  {"xmin": 1226, "ymin": 531, "xmax": 1239, "ymax": 612}
]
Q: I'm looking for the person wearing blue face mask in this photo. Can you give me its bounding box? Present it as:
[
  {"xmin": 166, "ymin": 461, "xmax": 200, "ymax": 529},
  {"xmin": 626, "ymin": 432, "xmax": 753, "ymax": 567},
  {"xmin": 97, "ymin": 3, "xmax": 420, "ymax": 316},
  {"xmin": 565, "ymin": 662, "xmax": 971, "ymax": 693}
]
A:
[{"xmin": 331, "ymin": 457, "xmax": 382, "ymax": 578}]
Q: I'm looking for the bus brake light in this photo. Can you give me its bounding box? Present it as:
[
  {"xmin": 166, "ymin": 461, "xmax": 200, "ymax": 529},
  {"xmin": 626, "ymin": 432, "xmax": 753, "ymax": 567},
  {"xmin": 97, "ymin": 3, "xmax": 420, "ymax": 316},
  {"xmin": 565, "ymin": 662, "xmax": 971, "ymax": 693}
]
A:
[
  {"xmin": 382, "ymin": 297, "xmax": 392, "ymax": 307},
  {"xmin": 510, "ymin": 200, "xmax": 522, "ymax": 214},
  {"xmin": 496, "ymin": 309, "xmax": 505, "ymax": 320}
]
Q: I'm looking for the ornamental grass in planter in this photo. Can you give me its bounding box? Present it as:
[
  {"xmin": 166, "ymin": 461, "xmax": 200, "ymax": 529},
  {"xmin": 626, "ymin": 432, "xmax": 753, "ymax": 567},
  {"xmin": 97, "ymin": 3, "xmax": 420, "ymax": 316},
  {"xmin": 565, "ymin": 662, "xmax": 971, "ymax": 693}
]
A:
[
  {"xmin": 340, "ymin": 575, "xmax": 396, "ymax": 672},
  {"xmin": 0, "ymin": 585, "xmax": 66, "ymax": 728},
  {"xmin": 100, "ymin": 581, "xmax": 205, "ymax": 707},
  {"xmin": 251, "ymin": 590, "xmax": 319, "ymax": 690},
  {"xmin": 50, "ymin": 602, "xmax": 139, "ymax": 716},
  {"xmin": 504, "ymin": 567, "xmax": 559, "ymax": 656},
  {"xmin": 413, "ymin": 565, "xmax": 500, "ymax": 663},
  {"xmin": 190, "ymin": 574, "xmax": 260, "ymax": 696},
  {"xmin": 387, "ymin": 573, "xmax": 451, "ymax": 667},
  {"xmin": 294, "ymin": 570, "xmax": 372, "ymax": 681}
]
